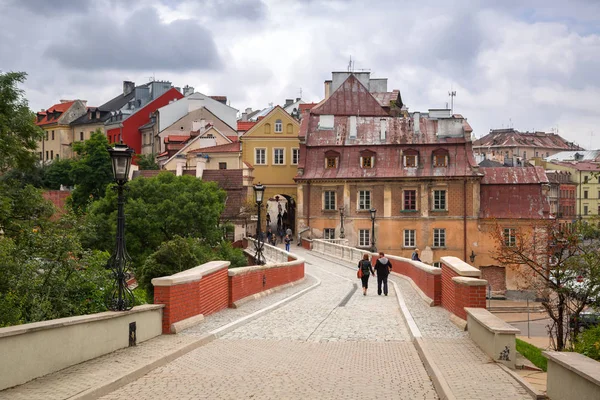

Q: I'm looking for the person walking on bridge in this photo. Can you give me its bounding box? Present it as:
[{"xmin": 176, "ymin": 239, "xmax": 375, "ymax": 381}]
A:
[
  {"xmin": 374, "ymin": 252, "xmax": 392, "ymax": 296},
  {"xmin": 358, "ymin": 254, "xmax": 374, "ymax": 296}
]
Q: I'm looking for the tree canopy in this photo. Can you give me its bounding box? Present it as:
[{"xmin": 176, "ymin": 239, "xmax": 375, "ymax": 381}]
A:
[{"xmin": 0, "ymin": 72, "xmax": 43, "ymax": 173}]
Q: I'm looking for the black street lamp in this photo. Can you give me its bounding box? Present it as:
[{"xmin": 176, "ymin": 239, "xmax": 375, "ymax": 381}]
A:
[
  {"xmin": 469, "ymin": 250, "xmax": 476, "ymax": 263},
  {"xmin": 369, "ymin": 208, "xmax": 377, "ymax": 252},
  {"xmin": 339, "ymin": 206, "xmax": 345, "ymax": 239},
  {"xmin": 106, "ymin": 143, "xmax": 135, "ymax": 311},
  {"xmin": 253, "ymin": 183, "xmax": 266, "ymax": 265}
]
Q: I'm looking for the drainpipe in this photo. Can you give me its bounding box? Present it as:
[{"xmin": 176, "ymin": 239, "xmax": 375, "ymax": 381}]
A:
[
  {"xmin": 464, "ymin": 178, "xmax": 468, "ymax": 262},
  {"xmin": 307, "ymin": 181, "xmax": 311, "ymax": 238}
]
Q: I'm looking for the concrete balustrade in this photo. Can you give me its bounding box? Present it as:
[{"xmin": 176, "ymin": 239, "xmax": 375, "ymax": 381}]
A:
[
  {"xmin": 0, "ymin": 305, "xmax": 163, "ymax": 391},
  {"xmin": 465, "ymin": 307, "xmax": 520, "ymax": 369},
  {"xmin": 543, "ymin": 351, "xmax": 600, "ymax": 400}
]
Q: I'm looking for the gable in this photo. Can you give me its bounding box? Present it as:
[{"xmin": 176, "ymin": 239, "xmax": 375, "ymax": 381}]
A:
[
  {"xmin": 243, "ymin": 106, "xmax": 300, "ymax": 138},
  {"xmin": 311, "ymin": 74, "xmax": 388, "ymax": 117}
]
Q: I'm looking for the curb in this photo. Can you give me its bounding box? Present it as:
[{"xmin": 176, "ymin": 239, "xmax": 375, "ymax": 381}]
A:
[
  {"xmin": 498, "ymin": 363, "xmax": 548, "ymax": 400},
  {"xmin": 72, "ymin": 273, "xmax": 322, "ymax": 400}
]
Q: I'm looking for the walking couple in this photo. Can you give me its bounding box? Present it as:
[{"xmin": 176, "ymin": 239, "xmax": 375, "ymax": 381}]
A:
[{"xmin": 357, "ymin": 252, "xmax": 392, "ymax": 296}]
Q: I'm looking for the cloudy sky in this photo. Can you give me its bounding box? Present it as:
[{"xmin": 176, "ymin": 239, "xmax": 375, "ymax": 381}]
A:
[{"xmin": 1, "ymin": 0, "xmax": 599, "ymax": 148}]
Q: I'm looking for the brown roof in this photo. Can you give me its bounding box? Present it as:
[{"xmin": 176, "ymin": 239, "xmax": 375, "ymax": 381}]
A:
[
  {"xmin": 473, "ymin": 129, "xmax": 582, "ymax": 150},
  {"xmin": 481, "ymin": 167, "xmax": 549, "ymax": 185},
  {"xmin": 237, "ymin": 121, "xmax": 257, "ymax": 131},
  {"xmin": 371, "ymin": 90, "xmax": 401, "ymax": 107},
  {"xmin": 203, "ymin": 169, "xmax": 245, "ymax": 218}
]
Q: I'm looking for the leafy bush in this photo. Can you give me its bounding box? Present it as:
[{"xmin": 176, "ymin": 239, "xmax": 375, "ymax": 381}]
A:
[
  {"xmin": 574, "ymin": 325, "xmax": 600, "ymax": 361},
  {"xmin": 516, "ymin": 339, "xmax": 547, "ymax": 371}
]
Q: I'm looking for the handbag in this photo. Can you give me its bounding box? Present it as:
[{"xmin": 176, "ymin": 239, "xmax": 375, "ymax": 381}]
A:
[{"xmin": 357, "ymin": 267, "xmax": 363, "ymax": 279}]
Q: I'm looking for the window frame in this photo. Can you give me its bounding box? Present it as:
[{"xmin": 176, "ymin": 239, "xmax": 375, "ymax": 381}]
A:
[
  {"xmin": 433, "ymin": 154, "xmax": 448, "ymax": 167},
  {"xmin": 404, "ymin": 154, "xmax": 417, "ymax": 167},
  {"xmin": 357, "ymin": 190, "xmax": 371, "ymax": 210},
  {"xmin": 503, "ymin": 228, "xmax": 516, "ymax": 247},
  {"xmin": 254, "ymin": 148, "xmax": 266, "ymax": 165},
  {"xmin": 323, "ymin": 190, "xmax": 336, "ymax": 211},
  {"xmin": 433, "ymin": 228, "xmax": 446, "ymax": 248},
  {"xmin": 361, "ymin": 156, "xmax": 373, "ymax": 168},
  {"xmin": 358, "ymin": 229, "xmax": 371, "ymax": 247},
  {"xmin": 274, "ymin": 119, "xmax": 283, "ymax": 133},
  {"xmin": 432, "ymin": 190, "xmax": 447, "ymax": 211},
  {"xmin": 292, "ymin": 148, "xmax": 299, "ymax": 165},
  {"xmin": 273, "ymin": 148, "xmax": 285, "ymax": 165},
  {"xmin": 403, "ymin": 229, "xmax": 416, "ymax": 248},
  {"xmin": 403, "ymin": 189, "xmax": 417, "ymax": 211},
  {"xmin": 326, "ymin": 157, "xmax": 337, "ymax": 169},
  {"xmin": 324, "ymin": 228, "xmax": 335, "ymax": 239},
  {"xmin": 219, "ymin": 162, "xmax": 227, "ymax": 170}
]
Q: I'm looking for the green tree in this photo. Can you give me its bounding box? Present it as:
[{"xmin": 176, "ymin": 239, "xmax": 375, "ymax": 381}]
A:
[
  {"xmin": 83, "ymin": 172, "xmax": 227, "ymax": 266},
  {"xmin": 43, "ymin": 158, "xmax": 75, "ymax": 189},
  {"xmin": 136, "ymin": 154, "xmax": 159, "ymax": 170},
  {"xmin": 69, "ymin": 130, "xmax": 113, "ymax": 212},
  {"xmin": 0, "ymin": 180, "xmax": 54, "ymax": 238},
  {"xmin": 0, "ymin": 71, "xmax": 44, "ymax": 174}
]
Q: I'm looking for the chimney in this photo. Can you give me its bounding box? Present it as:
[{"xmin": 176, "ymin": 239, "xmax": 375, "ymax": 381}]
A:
[
  {"xmin": 175, "ymin": 155, "xmax": 186, "ymax": 177},
  {"xmin": 183, "ymin": 85, "xmax": 194, "ymax": 96},
  {"xmin": 123, "ymin": 81, "xmax": 135, "ymax": 96},
  {"xmin": 196, "ymin": 154, "xmax": 207, "ymax": 179},
  {"xmin": 241, "ymin": 112, "xmax": 248, "ymax": 121},
  {"xmin": 245, "ymin": 107, "xmax": 252, "ymax": 114},
  {"xmin": 285, "ymin": 99, "xmax": 294, "ymax": 107},
  {"xmin": 413, "ymin": 112, "xmax": 420, "ymax": 133},
  {"xmin": 199, "ymin": 118, "xmax": 207, "ymax": 134}
]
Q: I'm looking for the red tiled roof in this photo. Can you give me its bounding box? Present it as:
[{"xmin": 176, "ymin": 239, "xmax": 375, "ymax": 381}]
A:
[
  {"xmin": 237, "ymin": 121, "xmax": 257, "ymax": 131},
  {"xmin": 227, "ymin": 135, "xmax": 239, "ymax": 142},
  {"xmin": 480, "ymin": 167, "xmax": 549, "ymax": 185},
  {"xmin": 473, "ymin": 129, "xmax": 582, "ymax": 150},
  {"xmin": 299, "ymin": 103, "xmax": 318, "ymax": 112},
  {"xmin": 188, "ymin": 142, "xmax": 240, "ymax": 154},
  {"xmin": 549, "ymin": 161, "xmax": 600, "ymax": 171},
  {"xmin": 164, "ymin": 135, "xmax": 191, "ymax": 143},
  {"xmin": 243, "ymin": 161, "xmax": 254, "ymax": 169},
  {"xmin": 36, "ymin": 101, "xmax": 76, "ymax": 126},
  {"xmin": 311, "ymin": 75, "xmax": 388, "ymax": 117}
]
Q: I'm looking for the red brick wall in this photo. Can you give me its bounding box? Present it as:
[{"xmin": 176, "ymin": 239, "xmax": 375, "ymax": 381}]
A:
[
  {"xmin": 441, "ymin": 266, "xmax": 486, "ymax": 320},
  {"xmin": 372, "ymin": 255, "xmax": 442, "ymax": 305},
  {"xmin": 42, "ymin": 190, "xmax": 70, "ymax": 216},
  {"xmin": 153, "ymin": 267, "xmax": 229, "ymax": 334},
  {"xmin": 480, "ymin": 266, "xmax": 506, "ymax": 293},
  {"xmin": 229, "ymin": 263, "xmax": 304, "ymax": 305},
  {"xmin": 301, "ymin": 238, "xmax": 312, "ymax": 250}
]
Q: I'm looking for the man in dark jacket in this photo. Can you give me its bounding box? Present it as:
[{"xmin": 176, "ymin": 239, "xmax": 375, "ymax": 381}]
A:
[{"xmin": 374, "ymin": 252, "xmax": 392, "ymax": 296}]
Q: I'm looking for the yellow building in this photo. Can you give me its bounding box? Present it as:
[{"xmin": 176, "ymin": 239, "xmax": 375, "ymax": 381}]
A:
[
  {"xmin": 240, "ymin": 106, "xmax": 300, "ymax": 232},
  {"xmin": 35, "ymin": 100, "xmax": 87, "ymax": 162}
]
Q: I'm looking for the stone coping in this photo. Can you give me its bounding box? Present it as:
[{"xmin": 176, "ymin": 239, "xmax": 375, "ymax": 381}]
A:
[
  {"xmin": 386, "ymin": 255, "xmax": 442, "ymax": 275},
  {"xmin": 441, "ymin": 256, "xmax": 481, "ymax": 277},
  {"xmin": 228, "ymin": 258, "xmax": 305, "ymax": 277},
  {"xmin": 465, "ymin": 307, "xmax": 520, "ymax": 334},
  {"xmin": 0, "ymin": 304, "xmax": 164, "ymax": 339},
  {"xmin": 542, "ymin": 351, "xmax": 600, "ymax": 386},
  {"xmin": 452, "ymin": 276, "xmax": 488, "ymax": 286},
  {"xmin": 151, "ymin": 261, "xmax": 230, "ymax": 286}
]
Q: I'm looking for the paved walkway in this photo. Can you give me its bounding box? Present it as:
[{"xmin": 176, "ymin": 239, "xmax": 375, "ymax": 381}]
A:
[{"xmin": 1, "ymin": 246, "xmax": 534, "ymax": 400}]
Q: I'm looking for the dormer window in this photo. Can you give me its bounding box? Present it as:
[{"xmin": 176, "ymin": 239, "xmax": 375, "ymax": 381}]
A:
[
  {"xmin": 432, "ymin": 148, "xmax": 449, "ymax": 167},
  {"xmin": 324, "ymin": 150, "xmax": 340, "ymax": 169},
  {"xmin": 318, "ymin": 115, "xmax": 334, "ymax": 130},
  {"xmin": 275, "ymin": 119, "xmax": 283, "ymax": 133},
  {"xmin": 360, "ymin": 149, "xmax": 375, "ymax": 169},
  {"xmin": 403, "ymin": 149, "xmax": 419, "ymax": 167}
]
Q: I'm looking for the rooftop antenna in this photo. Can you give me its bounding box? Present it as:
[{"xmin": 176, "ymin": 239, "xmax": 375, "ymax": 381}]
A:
[
  {"xmin": 590, "ymin": 131, "xmax": 594, "ymax": 149},
  {"xmin": 348, "ymin": 56, "xmax": 353, "ymax": 72},
  {"xmin": 299, "ymin": 87, "xmax": 303, "ymax": 99},
  {"xmin": 448, "ymin": 86, "xmax": 457, "ymax": 114}
]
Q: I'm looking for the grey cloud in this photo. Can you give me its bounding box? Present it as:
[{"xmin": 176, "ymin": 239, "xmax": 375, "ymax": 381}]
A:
[
  {"xmin": 45, "ymin": 7, "xmax": 221, "ymax": 71},
  {"xmin": 9, "ymin": 0, "xmax": 91, "ymax": 14},
  {"xmin": 163, "ymin": 0, "xmax": 267, "ymax": 20}
]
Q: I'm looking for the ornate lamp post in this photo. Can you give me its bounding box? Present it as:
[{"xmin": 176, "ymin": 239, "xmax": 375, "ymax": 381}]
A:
[
  {"xmin": 370, "ymin": 208, "xmax": 377, "ymax": 252},
  {"xmin": 339, "ymin": 206, "xmax": 345, "ymax": 239},
  {"xmin": 106, "ymin": 143, "xmax": 135, "ymax": 311},
  {"xmin": 253, "ymin": 183, "xmax": 266, "ymax": 265}
]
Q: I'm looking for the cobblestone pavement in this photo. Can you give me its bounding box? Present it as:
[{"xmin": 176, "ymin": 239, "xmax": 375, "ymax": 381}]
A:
[{"xmin": 100, "ymin": 248, "xmax": 438, "ymax": 400}]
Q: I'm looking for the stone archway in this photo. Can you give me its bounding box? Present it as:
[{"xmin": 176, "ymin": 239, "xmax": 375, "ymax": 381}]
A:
[{"xmin": 266, "ymin": 194, "xmax": 296, "ymax": 237}]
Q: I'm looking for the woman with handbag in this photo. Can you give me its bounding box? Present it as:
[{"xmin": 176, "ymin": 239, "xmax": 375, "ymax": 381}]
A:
[{"xmin": 357, "ymin": 254, "xmax": 374, "ymax": 296}]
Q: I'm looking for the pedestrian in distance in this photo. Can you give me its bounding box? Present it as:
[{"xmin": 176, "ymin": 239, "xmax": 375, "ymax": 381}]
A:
[
  {"xmin": 357, "ymin": 254, "xmax": 374, "ymax": 296},
  {"xmin": 286, "ymin": 227, "xmax": 292, "ymax": 237},
  {"xmin": 284, "ymin": 234, "xmax": 292, "ymax": 252},
  {"xmin": 374, "ymin": 252, "xmax": 392, "ymax": 296},
  {"xmin": 411, "ymin": 248, "xmax": 421, "ymax": 262},
  {"xmin": 266, "ymin": 227, "xmax": 273, "ymax": 245}
]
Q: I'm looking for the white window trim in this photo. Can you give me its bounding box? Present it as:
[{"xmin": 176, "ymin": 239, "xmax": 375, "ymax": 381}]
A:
[
  {"xmin": 323, "ymin": 190, "xmax": 336, "ymax": 211},
  {"xmin": 404, "ymin": 229, "xmax": 416, "ymax": 248},
  {"xmin": 433, "ymin": 228, "xmax": 446, "ymax": 248},
  {"xmin": 358, "ymin": 229, "xmax": 371, "ymax": 247},
  {"xmin": 403, "ymin": 154, "xmax": 418, "ymax": 167},
  {"xmin": 273, "ymin": 148, "xmax": 285, "ymax": 165},
  {"xmin": 357, "ymin": 190, "xmax": 371, "ymax": 210},
  {"xmin": 291, "ymin": 148, "xmax": 299, "ymax": 165},
  {"xmin": 275, "ymin": 120, "xmax": 283, "ymax": 133},
  {"xmin": 360, "ymin": 156, "xmax": 374, "ymax": 169},
  {"xmin": 432, "ymin": 189, "xmax": 447, "ymax": 211},
  {"xmin": 503, "ymin": 228, "xmax": 516, "ymax": 247},
  {"xmin": 255, "ymin": 148, "xmax": 267, "ymax": 165}
]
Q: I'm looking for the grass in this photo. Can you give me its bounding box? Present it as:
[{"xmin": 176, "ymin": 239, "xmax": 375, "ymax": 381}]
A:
[{"xmin": 516, "ymin": 338, "xmax": 547, "ymax": 371}]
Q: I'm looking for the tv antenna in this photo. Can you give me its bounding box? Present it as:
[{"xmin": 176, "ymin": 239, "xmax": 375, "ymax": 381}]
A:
[
  {"xmin": 347, "ymin": 56, "xmax": 354, "ymax": 72},
  {"xmin": 448, "ymin": 86, "xmax": 457, "ymax": 114}
]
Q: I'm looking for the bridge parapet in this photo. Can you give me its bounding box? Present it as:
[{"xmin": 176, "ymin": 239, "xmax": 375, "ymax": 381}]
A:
[{"xmin": 441, "ymin": 257, "xmax": 487, "ymax": 321}]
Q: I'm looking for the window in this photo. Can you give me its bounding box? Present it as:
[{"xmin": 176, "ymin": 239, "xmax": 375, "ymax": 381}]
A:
[
  {"xmin": 80, "ymin": 132, "xmax": 84, "ymax": 141},
  {"xmin": 403, "ymin": 190, "xmax": 417, "ymax": 210},
  {"xmin": 361, "ymin": 156, "xmax": 372, "ymax": 168},
  {"xmin": 584, "ymin": 190, "xmax": 588, "ymax": 199},
  {"xmin": 38, "ymin": 152, "xmax": 42, "ymax": 160},
  {"xmin": 523, "ymin": 151, "xmax": 527, "ymax": 159},
  {"xmin": 503, "ymin": 228, "xmax": 516, "ymax": 247},
  {"xmin": 219, "ymin": 162, "xmax": 227, "ymax": 170},
  {"xmin": 255, "ymin": 148, "xmax": 266, "ymax": 165},
  {"xmin": 358, "ymin": 190, "xmax": 371, "ymax": 210},
  {"xmin": 359, "ymin": 229, "xmax": 371, "ymax": 247},
  {"xmin": 433, "ymin": 190, "xmax": 446, "ymax": 211},
  {"xmin": 404, "ymin": 155, "xmax": 417, "ymax": 167},
  {"xmin": 349, "ymin": 116, "xmax": 357, "ymax": 138},
  {"xmin": 433, "ymin": 154, "xmax": 447, "ymax": 167},
  {"xmin": 546, "ymin": 152, "xmax": 549, "ymax": 158},
  {"xmin": 404, "ymin": 230, "xmax": 415, "ymax": 247},
  {"xmin": 326, "ymin": 157, "xmax": 337, "ymax": 168},
  {"xmin": 324, "ymin": 228, "xmax": 335, "ymax": 239},
  {"xmin": 433, "ymin": 262, "xmax": 442, "ymax": 268},
  {"xmin": 318, "ymin": 115, "xmax": 334, "ymax": 130},
  {"xmin": 273, "ymin": 148, "xmax": 284, "ymax": 165},
  {"xmin": 45, "ymin": 151, "xmax": 49, "ymax": 160},
  {"xmin": 51, "ymin": 130, "xmax": 55, "ymax": 140},
  {"xmin": 380, "ymin": 119, "xmax": 387, "ymax": 140},
  {"xmin": 45, "ymin": 132, "xmax": 49, "ymax": 141},
  {"xmin": 292, "ymin": 148, "xmax": 299, "ymax": 165},
  {"xmin": 324, "ymin": 190, "xmax": 336, "ymax": 210},
  {"xmin": 50, "ymin": 150, "xmax": 53, "ymax": 159},
  {"xmin": 56, "ymin": 154, "xmax": 59, "ymax": 160},
  {"xmin": 275, "ymin": 119, "xmax": 283, "ymax": 133},
  {"xmin": 584, "ymin": 176, "xmax": 589, "ymax": 184},
  {"xmin": 584, "ymin": 205, "xmax": 589, "ymax": 215},
  {"xmin": 433, "ymin": 228, "xmax": 446, "ymax": 247}
]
